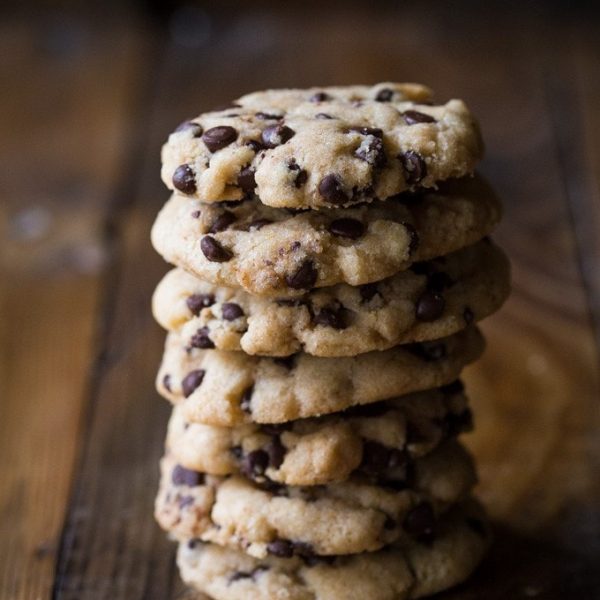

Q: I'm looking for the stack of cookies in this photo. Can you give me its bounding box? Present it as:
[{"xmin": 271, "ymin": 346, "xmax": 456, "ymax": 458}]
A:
[{"xmin": 151, "ymin": 83, "xmax": 510, "ymax": 599}]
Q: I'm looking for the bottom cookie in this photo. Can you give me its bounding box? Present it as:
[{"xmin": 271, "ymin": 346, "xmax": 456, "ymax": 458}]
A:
[{"xmin": 176, "ymin": 500, "xmax": 490, "ymax": 600}]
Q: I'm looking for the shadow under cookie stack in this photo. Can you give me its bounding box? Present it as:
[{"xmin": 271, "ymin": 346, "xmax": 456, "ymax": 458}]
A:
[{"xmin": 151, "ymin": 83, "xmax": 510, "ymax": 599}]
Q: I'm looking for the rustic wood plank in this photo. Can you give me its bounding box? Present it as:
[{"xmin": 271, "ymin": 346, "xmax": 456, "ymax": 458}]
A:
[
  {"xmin": 50, "ymin": 3, "xmax": 600, "ymax": 598},
  {"xmin": 0, "ymin": 16, "xmax": 145, "ymax": 600}
]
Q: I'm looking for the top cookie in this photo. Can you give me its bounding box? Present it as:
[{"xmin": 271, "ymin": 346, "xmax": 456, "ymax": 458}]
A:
[{"xmin": 161, "ymin": 83, "xmax": 483, "ymax": 209}]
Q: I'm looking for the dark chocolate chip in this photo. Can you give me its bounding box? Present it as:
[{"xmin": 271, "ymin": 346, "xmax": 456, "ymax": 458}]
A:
[
  {"xmin": 187, "ymin": 538, "xmax": 201, "ymax": 549},
  {"xmin": 328, "ymin": 218, "xmax": 365, "ymax": 239},
  {"xmin": 186, "ymin": 293, "xmax": 215, "ymax": 315},
  {"xmin": 309, "ymin": 91, "xmax": 330, "ymax": 102},
  {"xmin": 181, "ymin": 369, "xmax": 206, "ymax": 398},
  {"xmin": 348, "ymin": 126, "xmax": 383, "ymax": 138},
  {"xmin": 288, "ymin": 161, "xmax": 308, "ymax": 188},
  {"xmin": 221, "ymin": 302, "xmax": 244, "ymax": 321},
  {"xmin": 355, "ymin": 135, "xmax": 386, "ymax": 167},
  {"xmin": 175, "ymin": 120, "xmax": 203, "ymax": 135},
  {"xmin": 240, "ymin": 386, "xmax": 253, "ymax": 413},
  {"xmin": 201, "ymin": 235, "xmax": 233, "ymax": 262},
  {"xmin": 403, "ymin": 502, "xmax": 436, "ymax": 541},
  {"xmin": 463, "ymin": 306, "xmax": 474, "ymax": 324},
  {"xmin": 285, "ymin": 260, "xmax": 318, "ymax": 289},
  {"xmin": 240, "ymin": 449, "xmax": 269, "ymax": 478},
  {"xmin": 402, "ymin": 222, "xmax": 420, "ymax": 254},
  {"xmin": 318, "ymin": 174, "xmax": 349, "ymax": 205},
  {"xmin": 189, "ymin": 326, "xmax": 215, "ymax": 349},
  {"xmin": 402, "ymin": 110, "xmax": 436, "ymax": 125},
  {"xmin": 415, "ymin": 290, "xmax": 445, "ymax": 321},
  {"xmin": 266, "ymin": 539, "xmax": 294, "ymax": 558},
  {"xmin": 313, "ymin": 304, "xmax": 350, "ymax": 329},
  {"xmin": 237, "ymin": 166, "xmax": 256, "ymax": 193},
  {"xmin": 315, "ymin": 113, "xmax": 334, "ymax": 119},
  {"xmin": 172, "ymin": 164, "xmax": 196, "ymax": 194},
  {"xmin": 246, "ymin": 139, "xmax": 264, "ymax": 153},
  {"xmin": 202, "ymin": 125, "xmax": 238, "ymax": 152},
  {"xmin": 231, "ymin": 446, "xmax": 243, "ymax": 459},
  {"xmin": 191, "ymin": 209, "xmax": 201, "ymax": 218},
  {"xmin": 399, "ymin": 150, "xmax": 427, "ymax": 185},
  {"xmin": 255, "ymin": 111, "xmax": 283, "ymax": 120},
  {"xmin": 266, "ymin": 436, "xmax": 286, "ymax": 469},
  {"xmin": 172, "ymin": 464, "xmax": 204, "ymax": 487},
  {"xmin": 261, "ymin": 124, "xmax": 295, "ymax": 148},
  {"xmin": 209, "ymin": 210, "xmax": 236, "ymax": 233},
  {"xmin": 359, "ymin": 283, "xmax": 380, "ymax": 302},
  {"xmin": 162, "ymin": 374, "xmax": 172, "ymax": 392},
  {"xmin": 375, "ymin": 88, "xmax": 394, "ymax": 102},
  {"xmin": 247, "ymin": 218, "xmax": 273, "ymax": 231}
]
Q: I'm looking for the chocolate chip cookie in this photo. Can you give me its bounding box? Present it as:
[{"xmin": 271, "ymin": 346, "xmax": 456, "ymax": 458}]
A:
[
  {"xmin": 157, "ymin": 327, "xmax": 484, "ymax": 426},
  {"xmin": 151, "ymin": 176, "xmax": 501, "ymax": 297},
  {"xmin": 161, "ymin": 83, "xmax": 483, "ymax": 209}
]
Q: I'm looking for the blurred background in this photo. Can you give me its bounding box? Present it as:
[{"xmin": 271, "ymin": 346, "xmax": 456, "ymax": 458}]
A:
[{"xmin": 1, "ymin": 1, "xmax": 599, "ymax": 599}]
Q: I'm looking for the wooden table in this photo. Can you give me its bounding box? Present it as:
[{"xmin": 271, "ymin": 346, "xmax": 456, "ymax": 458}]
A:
[{"xmin": 1, "ymin": 2, "xmax": 599, "ymax": 598}]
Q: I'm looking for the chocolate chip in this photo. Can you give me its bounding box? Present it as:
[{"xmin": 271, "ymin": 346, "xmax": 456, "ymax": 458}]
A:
[
  {"xmin": 407, "ymin": 341, "xmax": 447, "ymax": 361},
  {"xmin": 288, "ymin": 161, "xmax": 308, "ymax": 188},
  {"xmin": 309, "ymin": 91, "xmax": 330, "ymax": 102},
  {"xmin": 403, "ymin": 222, "xmax": 420, "ymax": 254},
  {"xmin": 403, "ymin": 502, "xmax": 436, "ymax": 542},
  {"xmin": 237, "ymin": 166, "xmax": 256, "ymax": 193},
  {"xmin": 285, "ymin": 260, "xmax": 318, "ymax": 289},
  {"xmin": 240, "ymin": 386, "xmax": 253, "ymax": 413},
  {"xmin": 315, "ymin": 113, "xmax": 334, "ymax": 119},
  {"xmin": 178, "ymin": 495, "xmax": 194, "ymax": 508},
  {"xmin": 399, "ymin": 150, "xmax": 427, "ymax": 185},
  {"xmin": 402, "ymin": 110, "xmax": 436, "ymax": 125},
  {"xmin": 230, "ymin": 446, "xmax": 243, "ymax": 459},
  {"xmin": 202, "ymin": 126, "xmax": 238, "ymax": 152},
  {"xmin": 261, "ymin": 124, "xmax": 295, "ymax": 148},
  {"xmin": 181, "ymin": 369, "xmax": 206, "ymax": 397},
  {"xmin": 189, "ymin": 327, "xmax": 215, "ymax": 349},
  {"xmin": 266, "ymin": 436, "xmax": 286, "ymax": 469},
  {"xmin": 318, "ymin": 174, "xmax": 349, "ymax": 205},
  {"xmin": 187, "ymin": 538, "xmax": 201, "ymax": 549},
  {"xmin": 415, "ymin": 290, "xmax": 445, "ymax": 321},
  {"xmin": 463, "ymin": 306, "xmax": 474, "ymax": 324},
  {"xmin": 375, "ymin": 88, "xmax": 394, "ymax": 102},
  {"xmin": 162, "ymin": 374, "xmax": 172, "ymax": 392},
  {"xmin": 348, "ymin": 126, "xmax": 383, "ymax": 138},
  {"xmin": 441, "ymin": 380, "xmax": 465, "ymax": 395},
  {"xmin": 172, "ymin": 465, "xmax": 204, "ymax": 487},
  {"xmin": 356, "ymin": 135, "xmax": 386, "ymax": 167},
  {"xmin": 266, "ymin": 539, "xmax": 294, "ymax": 558},
  {"xmin": 255, "ymin": 111, "xmax": 283, "ymax": 120},
  {"xmin": 207, "ymin": 210, "xmax": 236, "ymax": 234},
  {"xmin": 175, "ymin": 120, "xmax": 203, "ymax": 136},
  {"xmin": 229, "ymin": 566, "xmax": 269, "ymax": 583},
  {"xmin": 359, "ymin": 283, "xmax": 380, "ymax": 302},
  {"xmin": 328, "ymin": 218, "xmax": 365, "ymax": 239},
  {"xmin": 191, "ymin": 210, "xmax": 201, "ymax": 218},
  {"xmin": 292, "ymin": 541, "xmax": 316, "ymax": 559},
  {"xmin": 201, "ymin": 235, "xmax": 233, "ymax": 262},
  {"xmin": 247, "ymin": 218, "xmax": 273, "ymax": 231},
  {"xmin": 314, "ymin": 304, "xmax": 349, "ymax": 329},
  {"xmin": 240, "ymin": 449, "xmax": 269, "ymax": 478},
  {"xmin": 246, "ymin": 140, "xmax": 264, "ymax": 153},
  {"xmin": 221, "ymin": 302, "xmax": 244, "ymax": 320},
  {"xmin": 360, "ymin": 441, "xmax": 406, "ymax": 475},
  {"xmin": 186, "ymin": 293, "xmax": 215, "ymax": 315},
  {"xmin": 172, "ymin": 164, "xmax": 196, "ymax": 194}
]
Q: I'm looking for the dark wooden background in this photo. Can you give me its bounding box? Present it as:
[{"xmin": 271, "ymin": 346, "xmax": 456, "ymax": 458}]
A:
[{"xmin": 1, "ymin": 1, "xmax": 599, "ymax": 598}]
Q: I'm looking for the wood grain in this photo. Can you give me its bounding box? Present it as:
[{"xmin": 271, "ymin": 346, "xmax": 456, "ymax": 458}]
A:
[
  {"xmin": 0, "ymin": 18, "xmax": 145, "ymax": 600},
  {"xmin": 1, "ymin": 2, "xmax": 598, "ymax": 599}
]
